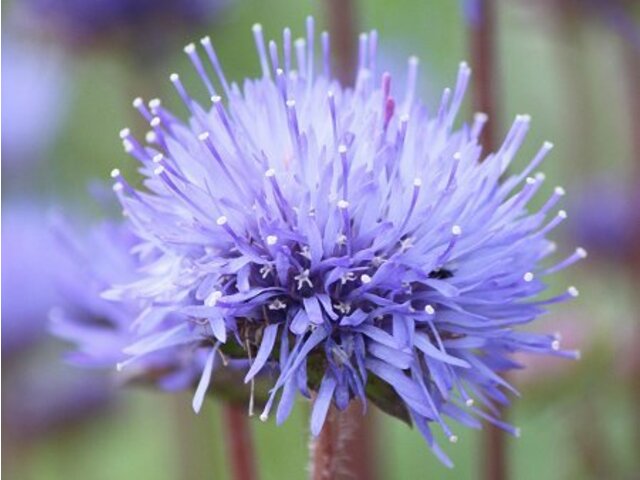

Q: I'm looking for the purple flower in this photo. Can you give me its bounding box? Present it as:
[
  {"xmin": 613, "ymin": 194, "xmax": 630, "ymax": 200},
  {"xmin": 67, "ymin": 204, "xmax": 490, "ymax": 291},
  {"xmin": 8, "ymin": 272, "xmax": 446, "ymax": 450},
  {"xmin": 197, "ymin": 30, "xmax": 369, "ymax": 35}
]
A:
[
  {"xmin": 1, "ymin": 204, "xmax": 112, "ymax": 439},
  {"xmin": 2, "ymin": 39, "xmax": 69, "ymax": 175},
  {"xmin": 22, "ymin": 0, "xmax": 228, "ymax": 48},
  {"xmin": 100, "ymin": 18, "xmax": 580, "ymax": 465}
]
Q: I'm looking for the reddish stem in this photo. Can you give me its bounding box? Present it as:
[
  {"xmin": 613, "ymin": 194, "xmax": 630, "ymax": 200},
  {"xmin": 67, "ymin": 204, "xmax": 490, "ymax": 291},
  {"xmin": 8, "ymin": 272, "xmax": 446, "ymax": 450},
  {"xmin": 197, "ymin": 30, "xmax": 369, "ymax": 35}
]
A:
[
  {"xmin": 310, "ymin": 401, "xmax": 377, "ymax": 480},
  {"xmin": 324, "ymin": 0, "xmax": 359, "ymax": 86},
  {"xmin": 223, "ymin": 403, "xmax": 259, "ymax": 480},
  {"xmin": 469, "ymin": 1, "xmax": 508, "ymax": 480}
]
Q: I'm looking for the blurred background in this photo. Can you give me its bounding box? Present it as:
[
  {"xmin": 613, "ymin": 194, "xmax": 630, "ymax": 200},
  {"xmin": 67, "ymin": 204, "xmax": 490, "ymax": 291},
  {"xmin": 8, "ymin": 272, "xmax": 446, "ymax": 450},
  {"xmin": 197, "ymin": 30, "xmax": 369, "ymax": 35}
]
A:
[{"xmin": 2, "ymin": 0, "xmax": 639, "ymax": 479}]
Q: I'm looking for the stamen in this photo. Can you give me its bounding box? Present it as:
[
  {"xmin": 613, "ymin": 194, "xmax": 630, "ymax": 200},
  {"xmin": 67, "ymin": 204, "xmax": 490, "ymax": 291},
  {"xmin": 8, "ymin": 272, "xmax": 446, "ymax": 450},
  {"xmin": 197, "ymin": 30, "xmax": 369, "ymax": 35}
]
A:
[
  {"xmin": 294, "ymin": 269, "xmax": 313, "ymax": 290},
  {"xmin": 205, "ymin": 290, "xmax": 223, "ymax": 307},
  {"xmin": 184, "ymin": 43, "xmax": 216, "ymax": 96},
  {"xmin": 321, "ymin": 31, "xmax": 330, "ymax": 77},
  {"xmin": 544, "ymin": 247, "xmax": 587, "ymax": 275},
  {"xmin": 252, "ymin": 24, "xmax": 271, "ymax": 78},
  {"xmin": 200, "ymin": 36, "xmax": 231, "ymax": 97}
]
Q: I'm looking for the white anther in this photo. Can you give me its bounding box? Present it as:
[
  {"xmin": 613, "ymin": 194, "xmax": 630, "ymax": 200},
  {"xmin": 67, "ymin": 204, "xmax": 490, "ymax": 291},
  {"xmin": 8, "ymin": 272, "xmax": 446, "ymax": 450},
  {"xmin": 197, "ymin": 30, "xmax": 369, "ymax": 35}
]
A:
[
  {"xmin": 252, "ymin": 23, "xmax": 263, "ymax": 33},
  {"xmin": 523, "ymin": 272, "xmax": 534, "ymax": 282},
  {"xmin": 336, "ymin": 234, "xmax": 348, "ymax": 246},
  {"xmin": 145, "ymin": 131, "xmax": 157, "ymax": 143},
  {"xmin": 451, "ymin": 225, "xmax": 462, "ymax": 236},
  {"xmin": 266, "ymin": 235, "xmax": 278, "ymax": 246},
  {"xmin": 149, "ymin": 98, "xmax": 161, "ymax": 109},
  {"xmin": 338, "ymin": 200, "xmax": 349, "ymax": 209},
  {"xmin": 555, "ymin": 186, "xmax": 565, "ymax": 196},
  {"xmin": 205, "ymin": 290, "xmax": 223, "ymax": 307},
  {"xmin": 119, "ymin": 128, "xmax": 130, "ymax": 139},
  {"xmin": 110, "ymin": 168, "xmax": 120, "ymax": 178},
  {"xmin": 169, "ymin": 73, "xmax": 179, "ymax": 82},
  {"xmin": 535, "ymin": 172, "xmax": 546, "ymax": 182},
  {"xmin": 122, "ymin": 140, "xmax": 134, "ymax": 152},
  {"xmin": 543, "ymin": 141, "xmax": 554, "ymax": 149},
  {"xmin": 268, "ymin": 299, "xmax": 287, "ymax": 310},
  {"xmin": 184, "ymin": 43, "xmax": 196, "ymax": 54},
  {"xmin": 294, "ymin": 269, "xmax": 314, "ymax": 290},
  {"xmin": 285, "ymin": 99, "xmax": 296, "ymax": 108},
  {"xmin": 259, "ymin": 413, "xmax": 268, "ymax": 422},
  {"xmin": 265, "ymin": 168, "xmax": 276, "ymax": 178},
  {"xmin": 424, "ymin": 305, "xmax": 435, "ymax": 315},
  {"xmin": 200, "ymin": 36, "xmax": 211, "ymax": 46},
  {"xmin": 154, "ymin": 165, "xmax": 165, "ymax": 175},
  {"xmin": 113, "ymin": 183, "xmax": 123, "ymax": 192},
  {"xmin": 576, "ymin": 247, "xmax": 588, "ymax": 258},
  {"xmin": 334, "ymin": 302, "xmax": 352, "ymax": 315},
  {"xmin": 198, "ymin": 132, "xmax": 210, "ymax": 141},
  {"xmin": 338, "ymin": 144, "xmax": 348, "ymax": 154},
  {"xmin": 558, "ymin": 210, "xmax": 567, "ymax": 219},
  {"xmin": 551, "ymin": 339, "xmax": 561, "ymax": 351},
  {"xmin": 341, "ymin": 272, "xmax": 357, "ymax": 285},
  {"xmin": 568, "ymin": 286, "xmax": 579, "ymax": 297},
  {"xmin": 514, "ymin": 427, "xmax": 521, "ymax": 438},
  {"xmin": 475, "ymin": 112, "xmax": 488, "ymax": 122},
  {"xmin": 465, "ymin": 398, "xmax": 474, "ymax": 407},
  {"xmin": 413, "ymin": 178, "xmax": 422, "ymax": 187},
  {"xmin": 449, "ymin": 435, "xmax": 458, "ymax": 444},
  {"xmin": 216, "ymin": 216, "xmax": 228, "ymax": 226},
  {"xmin": 453, "ymin": 151, "xmax": 462, "ymax": 160},
  {"xmin": 526, "ymin": 177, "xmax": 536, "ymax": 185},
  {"xmin": 132, "ymin": 97, "xmax": 144, "ymax": 108},
  {"xmin": 361, "ymin": 274, "xmax": 372, "ymax": 284},
  {"xmin": 259, "ymin": 264, "xmax": 274, "ymax": 279},
  {"xmin": 152, "ymin": 154, "xmax": 163, "ymax": 164},
  {"xmin": 150, "ymin": 117, "xmax": 161, "ymax": 128},
  {"xmin": 211, "ymin": 95, "xmax": 222, "ymax": 104}
]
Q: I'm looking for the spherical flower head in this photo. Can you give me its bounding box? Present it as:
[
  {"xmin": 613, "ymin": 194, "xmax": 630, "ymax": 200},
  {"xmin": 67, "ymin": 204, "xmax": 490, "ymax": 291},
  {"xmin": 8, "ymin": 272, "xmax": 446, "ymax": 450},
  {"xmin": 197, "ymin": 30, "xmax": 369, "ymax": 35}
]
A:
[{"xmin": 110, "ymin": 18, "xmax": 581, "ymax": 465}]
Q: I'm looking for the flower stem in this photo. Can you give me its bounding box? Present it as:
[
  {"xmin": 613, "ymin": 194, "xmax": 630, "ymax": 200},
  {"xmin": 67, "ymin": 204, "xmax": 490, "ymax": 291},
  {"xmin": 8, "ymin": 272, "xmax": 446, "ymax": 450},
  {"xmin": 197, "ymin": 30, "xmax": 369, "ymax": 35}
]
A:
[
  {"xmin": 469, "ymin": 2, "xmax": 509, "ymax": 479},
  {"xmin": 223, "ymin": 403, "xmax": 259, "ymax": 480},
  {"xmin": 310, "ymin": 405, "xmax": 341, "ymax": 480},
  {"xmin": 324, "ymin": 0, "xmax": 359, "ymax": 86}
]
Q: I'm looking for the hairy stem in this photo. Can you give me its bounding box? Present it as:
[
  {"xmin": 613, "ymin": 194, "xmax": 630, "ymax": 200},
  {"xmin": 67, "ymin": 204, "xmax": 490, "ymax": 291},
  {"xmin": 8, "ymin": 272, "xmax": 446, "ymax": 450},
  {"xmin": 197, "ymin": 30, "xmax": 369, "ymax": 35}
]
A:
[
  {"xmin": 311, "ymin": 401, "xmax": 377, "ymax": 480},
  {"xmin": 223, "ymin": 403, "xmax": 259, "ymax": 480},
  {"xmin": 469, "ymin": 1, "xmax": 508, "ymax": 479}
]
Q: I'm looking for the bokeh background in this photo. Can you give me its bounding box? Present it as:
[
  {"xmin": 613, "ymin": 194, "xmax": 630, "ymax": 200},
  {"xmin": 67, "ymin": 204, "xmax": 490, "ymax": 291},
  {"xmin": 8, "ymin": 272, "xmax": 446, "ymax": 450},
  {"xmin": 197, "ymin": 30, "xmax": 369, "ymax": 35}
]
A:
[{"xmin": 2, "ymin": 0, "xmax": 639, "ymax": 479}]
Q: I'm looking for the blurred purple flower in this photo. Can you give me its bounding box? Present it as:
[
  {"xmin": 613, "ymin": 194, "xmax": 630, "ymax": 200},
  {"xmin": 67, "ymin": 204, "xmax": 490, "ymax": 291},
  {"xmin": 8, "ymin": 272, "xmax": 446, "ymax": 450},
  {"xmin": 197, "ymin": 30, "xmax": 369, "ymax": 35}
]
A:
[
  {"xmin": 568, "ymin": 174, "xmax": 639, "ymax": 262},
  {"xmin": 23, "ymin": 0, "xmax": 228, "ymax": 49},
  {"xmin": 1, "ymin": 40, "xmax": 69, "ymax": 175},
  {"xmin": 73, "ymin": 18, "xmax": 582, "ymax": 465},
  {"xmin": 1, "ymin": 204, "xmax": 112, "ymax": 440}
]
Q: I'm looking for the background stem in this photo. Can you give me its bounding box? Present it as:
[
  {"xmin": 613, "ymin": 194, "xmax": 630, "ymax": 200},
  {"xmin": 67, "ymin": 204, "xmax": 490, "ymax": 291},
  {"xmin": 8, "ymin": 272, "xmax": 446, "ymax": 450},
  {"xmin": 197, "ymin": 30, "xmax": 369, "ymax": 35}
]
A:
[
  {"xmin": 468, "ymin": 1, "xmax": 508, "ymax": 480},
  {"xmin": 324, "ymin": 0, "xmax": 358, "ymax": 86},
  {"xmin": 223, "ymin": 403, "xmax": 259, "ymax": 480}
]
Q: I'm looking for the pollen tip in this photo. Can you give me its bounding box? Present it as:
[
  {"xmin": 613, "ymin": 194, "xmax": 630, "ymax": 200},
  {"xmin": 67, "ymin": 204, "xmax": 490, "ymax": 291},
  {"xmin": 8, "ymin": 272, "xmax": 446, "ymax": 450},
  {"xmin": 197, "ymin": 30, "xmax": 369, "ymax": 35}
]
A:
[
  {"xmin": 152, "ymin": 153, "xmax": 163, "ymax": 163},
  {"xmin": 198, "ymin": 132, "xmax": 210, "ymax": 141},
  {"xmin": 252, "ymin": 23, "xmax": 263, "ymax": 33},
  {"xmin": 424, "ymin": 304, "xmax": 435, "ymax": 315},
  {"xmin": 150, "ymin": 116, "xmax": 161, "ymax": 127},
  {"xmin": 113, "ymin": 182, "xmax": 123, "ymax": 192},
  {"xmin": 361, "ymin": 274, "xmax": 372, "ymax": 284},
  {"xmin": 116, "ymin": 363, "xmax": 125, "ymax": 372},
  {"xmin": 576, "ymin": 247, "xmax": 588, "ymax": 258},
  {"xmin": 555, "ymin": 186, "xmax": 566, "ymax": 196},
  {"xmin": 535, "ymin": 172, "xmax": 546, "ymax": 181},
  {"xmin": 200, "ymin": 36, "xmax": 211, "ymax": 45},
  {"xmin": 413, "ymin": 178, "xmax": 422, "ymax": 187},
  {"xmin": 337, "ymin": 200, "xmax": 349, "ymax": 209},
  {"xmin": 119, "ymin": 128, "xmax": 130, "ymax": 139},
  {"xmin": 286, "ymin": 99, "xmax": 296, "ymax": 108},
  {"xmin": 558, "ymin": 210, "xmax": 567, "ymax": 219},
  {"xmin": 259, "ymin": 412, "xmax": 268, "ymax": 422},
  {"xmin": 449, "ymin": 435, "xmax": 458, "ymax": 444},
  {"xmin": 211, "ymin": 95, "xmax": 222, "ymax": 104},
  {"xmin": 514, "ymin": 427, "xmax": 521, "ymax": 438},
  {"xmin": 567, "ymin": 286, "xmax": 579, "ymax": 297},
  {"xmin": 216, "ymin": 216, "xmax": 228, "ymax": 226},
  {"xmin": 169, "ymin": 72, "xmax": 179, "ymax": 82},
  {"xmin": 451, "ymin": 225, "xmax": 462, "ymax": 236},
  {"xmin": 544, "ymin": 141, "xmax": 554, "ymax": 149},
  {"xmin": 149, "ymin": 98, "xmax": 161, "ymax": 109},
  {"xmin": 465, "ymin": 398, "xmax": 474, "ymax": 407},
  {"xmin": 551, "ymin": 339, "xmax": 561, "ymax": 351},
  {"xmin": 145, "ymin": 131, "xmax": 157, "ymax": 143},
  {"xmin": 523, "ymin": 272, "xmax": 534, "ymax": 282},
  {"xmin": 153, "ymin": 165, "xmax": 165, "ymax": 176},
  {"xmin": 132, "ymin": 97, "xmax": 144, "ymax": 108},
  {"xmin": 409, "ymin": 55, "xmax": 419, "ymax": 65},
  {"xmin": 453, "ymin": 151, "xmax": 462, "ymax": 160},
  {"xmin": 266, "ymin": 235, "xmax": 278, "ymax": 246},
  {"xmin": 338, "ymin": 144, "xmax": 348, "ymax": 154},
  {"xmin": 265, "ymin": 168, "xmax": 276, "ymax": 178},
  {"xmin": 474, "ymin": 112, "xmax": 488, "ymax": 122},
  {"xmin": 110, "ymin": 168, "xmax": 121, "ymax": 178},
  {"xmin": 184, "ymin": 43, "xmax": 196, "ymax": 54}
]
